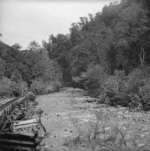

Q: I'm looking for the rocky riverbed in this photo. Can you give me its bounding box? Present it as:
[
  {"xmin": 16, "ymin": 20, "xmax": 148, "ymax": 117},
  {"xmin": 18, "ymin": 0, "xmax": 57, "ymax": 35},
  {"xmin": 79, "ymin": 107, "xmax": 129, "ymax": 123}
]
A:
[{"xmin": 36, "ymin": 88, "xmax": 150, "ymax": 151}]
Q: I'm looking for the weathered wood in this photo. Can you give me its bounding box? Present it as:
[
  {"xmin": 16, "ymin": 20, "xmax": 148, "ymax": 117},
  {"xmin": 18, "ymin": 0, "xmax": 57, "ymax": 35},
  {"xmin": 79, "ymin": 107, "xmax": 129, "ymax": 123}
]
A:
[
  {"xmin": 0, "ymin": 144, "xmax": 34, "ymax": 151},
  {"xmin": 0, "ymin": 132, "xmax": 36, "ymax": 150},
  {"xmin": 0, "ymin": 94, "xmax": 42, "ymax": 151},
  {"xmin": 0, "ymin": 138, "xmax": 35, "ymax": 146},
  {"xmin": 14, "ymin": 119, "xmax": 37, "ymax": 126},
  {"xmin": 0, "ymin": 132, "xmax": 36, "ymax": 141},
  {"xmin": 1, "ymin": 104, "xmax": 17, "ymax": 131},
  {"xmin": 12, "ymin": 118, "xmax": 37, "ymax": 130}
]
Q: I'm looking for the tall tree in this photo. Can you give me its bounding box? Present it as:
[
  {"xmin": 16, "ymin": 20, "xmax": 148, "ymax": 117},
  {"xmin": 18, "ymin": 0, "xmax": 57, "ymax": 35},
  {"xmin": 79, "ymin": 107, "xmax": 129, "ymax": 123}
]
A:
[
  {"xmin": 115, "ymin": 2, "xmax": 149, "ymax": 67},
  {"xmin": 28, "ymin": 41, "xmax": 41, "ymax": 51}
]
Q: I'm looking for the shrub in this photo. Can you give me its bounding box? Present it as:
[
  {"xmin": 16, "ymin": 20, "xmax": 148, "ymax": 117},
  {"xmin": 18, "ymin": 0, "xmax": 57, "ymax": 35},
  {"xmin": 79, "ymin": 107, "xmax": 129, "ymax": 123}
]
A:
[
  {"xmin": 30, "ymin": 79, "xmax": 61, "ymax": 95},
  {"xmin": 139, "ymin": 81, "xmax": 150, "ymax": 111},
  {"xmin": 80, "ymin": 65, "xmax": 109, "ymax": 96},
  {"xmin": 102, "ymin": 70, "xmax": 129, "ymax": 106},
  {"xmin": 126, "ymin": 68, "xmax": 150, "ymax": 110},
  {"xmin": 75, "ymin": 66, "xmax": 150, "ymax": 110},
  {"xmin": 30, "ymin": 79, "xmax": 46, "ymax": 95},
  {"xmin": 0, "ymin": 77, "xmax": 28, "ymax": 98},
  {"xmin": 45, "ymin": 82, "xmax": 61, "ymax": 93},
  {"xmin": 11, "ymin": 82, "xmax": 22, "ymax": 97},
  {"xmin": 19, "ymin": 81, "xmax": 28, "ymax": 96},
  {"xmin": 0, "ymin": 77, "xmax": 13, "ymax": 98},
  {"xmin": 99, "ymin": 68, "xmax": 150, "ymax": 110},
  {"xmin": 11, "ymin": 81, "xmax": 28, "ymax": 97}
]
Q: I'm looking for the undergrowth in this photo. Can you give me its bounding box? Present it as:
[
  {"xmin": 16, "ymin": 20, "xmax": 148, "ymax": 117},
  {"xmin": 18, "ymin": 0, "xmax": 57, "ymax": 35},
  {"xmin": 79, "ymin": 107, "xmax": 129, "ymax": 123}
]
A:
[{"xmin": 63, "ymin": 108, "xmax": 150, "ymax": 151}]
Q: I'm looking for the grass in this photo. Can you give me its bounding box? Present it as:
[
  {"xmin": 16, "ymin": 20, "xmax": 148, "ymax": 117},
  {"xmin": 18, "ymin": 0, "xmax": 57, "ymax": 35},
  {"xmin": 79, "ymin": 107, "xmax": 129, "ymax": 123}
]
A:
[{"xmin": 63, "ymin": 107, "xmax": 150, "ymax": 151}]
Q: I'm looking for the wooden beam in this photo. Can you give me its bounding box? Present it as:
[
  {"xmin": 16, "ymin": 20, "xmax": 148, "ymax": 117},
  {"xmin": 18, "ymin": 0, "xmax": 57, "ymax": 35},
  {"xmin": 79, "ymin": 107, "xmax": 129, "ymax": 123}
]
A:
[
  {"xmin": 0, "ymin": 144, "xmax": 34, "ymax": 151},
  {"xmin": 0, "ymin": 132, "xmax": 36, "ymax": 141},
  {"xmin": 0, "ymin": 138, "xmax": 35, "ymax": 146}
]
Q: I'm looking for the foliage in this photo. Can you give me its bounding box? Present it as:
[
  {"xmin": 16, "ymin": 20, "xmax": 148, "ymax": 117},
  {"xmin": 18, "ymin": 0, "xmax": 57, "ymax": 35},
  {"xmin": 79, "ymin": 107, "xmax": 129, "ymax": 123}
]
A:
[
  {"xmin": 11, "ymin": 69, "xmax": 22, "ymax": 83},
  {"xmin": 30, "ymin": 79, "xmax": 46, "ymax": 95},
  {"xmin": 0, "ymin": 77, "xmax": 13, "ymax": 98},
  {"xmin": 30, "ymin": 79, "xmax": 61, "ymax": 95},
  {"xmin": 0, "ymin": 0, "xmax": 150, "ymax": 99},
  {"xmin": 0, "ymin": 40, "xmax": 62, "ymax": 97},
  {"xmin": 43, "ymin": 0, "xmax": 150, "ymax": 87},
  {"xmin": 0, "ymin": 57, "xmax": 5, "ymax": 79},
  {"xmin": 11, "ymin": 81, "xmax": 28, "ymax": 97},
  {"xmin": 0, "ymin": 77, "xmax": 28, "ymax": 98},
  {"xmin": 96, "ymin": 68, "xmax": 150, "ymax": 110},
  {"xmin": 27, "ymin": 41, "xmax": 41, "ymax": 51}
]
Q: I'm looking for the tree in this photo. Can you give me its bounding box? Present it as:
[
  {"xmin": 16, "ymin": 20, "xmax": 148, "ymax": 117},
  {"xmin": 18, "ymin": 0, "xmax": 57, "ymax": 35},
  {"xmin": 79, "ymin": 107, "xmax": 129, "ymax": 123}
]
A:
[
  {"xmin": 28, "ymin": 41, "xmax": 41, "ymax": 51},
  {"xmin": 0, "ymin": 57, "xmax": 5, "ymax": 79},
  {"xmin": 115, "ymin": 2, "xmax": 149, "ymax": 67},
  {"xmin": 47, "ymin": 34, "xmax": 72, "ymax": 85},
  {"xmin": 12, "ymin": 43, "xmax": 22, "ymax": 50},
  {"xmin": 0, "ymin": 33, "xmax": 2, "ymax": 42},
  {"xmin": 11, "ymin": 69, "xmax": 22, "ymax": 83}
]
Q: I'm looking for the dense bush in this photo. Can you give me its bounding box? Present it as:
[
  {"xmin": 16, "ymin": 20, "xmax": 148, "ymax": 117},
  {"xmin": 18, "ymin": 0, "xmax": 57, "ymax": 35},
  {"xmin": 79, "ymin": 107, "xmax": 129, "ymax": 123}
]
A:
[
  {"xmin": 0, "ymin": 77, "xmax": 28, "ymax": 98},
  {"xmin": 30, "ymin": 79, "xmax": 61, "ymax": 95},
  {"xmin": 11, "ymin": 81, "xmax": 28, "ymax": 97},
  {"xmin": 30, "ymin": 79, "xmax": 46, "ymax": 95},
  {"xmin": 140, "ymin": 82, "xmax": 150, "ymax": 110},
  {"xmin": 73, "ymin": 65, "xmax": 109, "ymax": 96},
  {"xmin": 0, "ymin": 77, "xmax": 13, "ymax": 98},
  {"xmin": 82, "ymin": 66, "xmax": 150, "ymax": 111}
]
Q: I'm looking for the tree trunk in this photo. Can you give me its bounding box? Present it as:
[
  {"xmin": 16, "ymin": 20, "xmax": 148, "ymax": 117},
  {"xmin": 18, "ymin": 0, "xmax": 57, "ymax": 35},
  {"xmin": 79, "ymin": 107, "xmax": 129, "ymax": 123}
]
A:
[{"xmin": 139, "ymin": 47, "xmax": 145, "ymax": 66}]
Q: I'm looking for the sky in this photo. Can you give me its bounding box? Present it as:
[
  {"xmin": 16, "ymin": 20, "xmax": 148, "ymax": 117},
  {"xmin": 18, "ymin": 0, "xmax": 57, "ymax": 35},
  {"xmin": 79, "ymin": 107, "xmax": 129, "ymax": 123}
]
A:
[{"xmin": 0, "ymin": 0, "xmax": 120, "ymax": 49}]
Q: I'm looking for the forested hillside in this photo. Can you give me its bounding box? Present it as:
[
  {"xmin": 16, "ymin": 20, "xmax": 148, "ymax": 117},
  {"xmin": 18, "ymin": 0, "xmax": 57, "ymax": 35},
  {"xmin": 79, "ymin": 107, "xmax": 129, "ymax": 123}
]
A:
[
  {"xmin": 0, "ymin": 41, "xmax": 62, "ymax": 97},
  {"xmin": 0, "ymin": 0, "xmax": 150, "ymax": 110}
]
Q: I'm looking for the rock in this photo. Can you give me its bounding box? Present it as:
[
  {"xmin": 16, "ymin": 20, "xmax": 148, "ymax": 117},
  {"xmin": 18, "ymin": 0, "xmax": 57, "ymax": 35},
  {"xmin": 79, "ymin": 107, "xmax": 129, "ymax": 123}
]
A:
[
  {"xmin": 39, "ymin": 141, "xmax": 45, "ymax": 146},
  {"xmin": 35, "ymin": 138, "xmax": 41, "ymax": 144},
  {"xmin": 26, "ymin": 91, "xmax": 36, "ymax": 101},
  {"xmin": 44, "ymin": 145, "xmax": 50, "ymax": 149},
  {"xmin": 35, "ymin": 146, "xmax": 41, "ymax": 151}
]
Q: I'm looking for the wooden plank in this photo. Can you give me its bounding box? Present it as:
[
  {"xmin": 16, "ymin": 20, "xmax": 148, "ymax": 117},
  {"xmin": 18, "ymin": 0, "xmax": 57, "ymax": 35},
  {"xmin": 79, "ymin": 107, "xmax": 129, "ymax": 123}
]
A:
[
  {"xmin": 1, "ymin": 106, "xmax": 17, "ymax": 131},
  {"xmin": 0, "ymin": 138, "xmax": 35, "ymax": 146},
  {"xmin": 14, "ymin": 119, "xmax": 37, "ymax": 126},
  {"xmin": 13, "ymin": 123, "xmax": 37, "ymax": 129},
  {"xmin": 0, "ymin": 144, "xmax": 34, "ymax": 151},
  {"xmin": 0, "ymin": 132, "xmax": 36, "ymax": 141},
  {"xmin": 12, "ymin": 118, "xmax": 37, "ymax": 129}
]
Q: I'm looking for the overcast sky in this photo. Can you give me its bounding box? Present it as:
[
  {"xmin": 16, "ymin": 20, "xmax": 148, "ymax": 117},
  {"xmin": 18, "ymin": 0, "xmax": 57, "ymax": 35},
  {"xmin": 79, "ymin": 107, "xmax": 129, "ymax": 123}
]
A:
[{"xmin": 0, "ymin": 0, "xmax": 120, "ymax": 49}]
